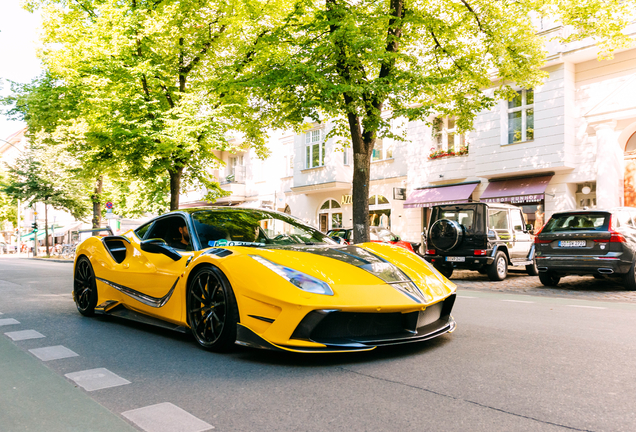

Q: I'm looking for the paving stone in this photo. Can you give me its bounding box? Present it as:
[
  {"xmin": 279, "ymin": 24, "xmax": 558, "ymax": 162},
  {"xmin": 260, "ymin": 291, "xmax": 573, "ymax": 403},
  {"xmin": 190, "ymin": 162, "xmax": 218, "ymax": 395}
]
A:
[
  {"xmin": 5, "ymin": 330, "xmax": 45, "ymax": 341},
  {"xmin": 65, "ymin": 368, "xmax": 131, "ymax": 391},
  {"xmin": 450, "ymin": 270, "xmax": 636, "ymax": 303},
  {"xmin": 122, "ymin": 402, "xmax": 213, "ymax": 432},
  {"xmin": 29, "ymin": 345, "xmax": 79, "ymax": 361}
]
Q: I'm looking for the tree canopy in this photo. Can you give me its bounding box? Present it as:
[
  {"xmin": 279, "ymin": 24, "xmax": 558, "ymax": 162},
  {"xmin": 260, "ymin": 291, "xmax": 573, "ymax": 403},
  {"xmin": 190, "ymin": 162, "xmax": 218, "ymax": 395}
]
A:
[
  {"xmin": 18, "ymin": 0, "xmax": 290, "ymax": 211},
  {"xmin": 242, "ymin": 0, "xmax": 635, "ymax": 242}
]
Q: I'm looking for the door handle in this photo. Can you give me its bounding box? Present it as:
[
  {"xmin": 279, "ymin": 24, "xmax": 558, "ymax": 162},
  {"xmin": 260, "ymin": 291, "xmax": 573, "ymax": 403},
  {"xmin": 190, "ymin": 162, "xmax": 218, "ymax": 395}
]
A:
[{"xmin": 123, "ymin": 263, "xmax": 130, "ymax": 269}]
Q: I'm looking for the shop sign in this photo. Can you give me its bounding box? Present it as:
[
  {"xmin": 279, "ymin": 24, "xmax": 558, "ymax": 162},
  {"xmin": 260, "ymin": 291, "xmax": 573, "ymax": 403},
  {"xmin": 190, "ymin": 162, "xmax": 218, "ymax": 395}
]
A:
[
  {"xmin": 482, "ymin": 194, "xmax": 544, "ymax": 204},
  {"xmin": 393, "ymin": 188, "xmax": 406, "ymax": 200},
  {"xmin": 341, "ymin": 194, "xmax": 353, "ymax": 205}
]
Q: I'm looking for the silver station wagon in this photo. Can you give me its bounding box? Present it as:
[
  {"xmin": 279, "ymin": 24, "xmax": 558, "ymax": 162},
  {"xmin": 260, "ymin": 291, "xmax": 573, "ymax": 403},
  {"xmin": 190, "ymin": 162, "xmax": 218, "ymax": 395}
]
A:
[{"xmin": 534, "ymin": 208, "xmax": 636, "ymax": 289}]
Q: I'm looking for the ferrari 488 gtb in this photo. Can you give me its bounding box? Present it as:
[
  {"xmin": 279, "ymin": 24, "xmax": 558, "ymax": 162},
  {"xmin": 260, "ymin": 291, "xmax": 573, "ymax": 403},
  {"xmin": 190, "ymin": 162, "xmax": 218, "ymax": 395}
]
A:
[{"xmin": 73, "ymin": 208, "xmax": 456, "ymax": 353}]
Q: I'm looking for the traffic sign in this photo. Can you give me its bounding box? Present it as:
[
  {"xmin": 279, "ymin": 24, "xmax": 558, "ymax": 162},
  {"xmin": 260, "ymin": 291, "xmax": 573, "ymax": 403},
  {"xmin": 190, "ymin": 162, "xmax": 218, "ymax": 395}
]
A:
[{"xmin": 105, "ymin": 202, "xmax": 113, "ymax": 209}]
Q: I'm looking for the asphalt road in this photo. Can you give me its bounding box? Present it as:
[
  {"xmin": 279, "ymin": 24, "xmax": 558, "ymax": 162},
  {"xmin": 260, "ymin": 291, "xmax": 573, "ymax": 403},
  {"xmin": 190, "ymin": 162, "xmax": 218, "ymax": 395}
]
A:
[{"xmin": 1, "ymin": 256, "xmax": 636, "ymax": 432}]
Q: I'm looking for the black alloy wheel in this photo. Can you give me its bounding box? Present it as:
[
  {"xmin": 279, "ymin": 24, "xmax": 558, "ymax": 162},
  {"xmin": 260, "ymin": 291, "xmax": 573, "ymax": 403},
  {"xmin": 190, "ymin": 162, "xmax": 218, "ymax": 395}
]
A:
[
  {"xmin": 487, "ymin": 251, "xmax": 508, "ymax": 281},
  {"xmin": 73, "ymin": 256, "xmax": 98, "ymax": 316},
  {"xmin": 526, "ymin": 260, "xmax": 539, "ymax": 276},
  {"xmin": 539, "ymin": 271, "xmax": 561, "ymax": 287},
  {"xmin": 187, "ymin": 265, "xmax": 239, "ymax": 352}
]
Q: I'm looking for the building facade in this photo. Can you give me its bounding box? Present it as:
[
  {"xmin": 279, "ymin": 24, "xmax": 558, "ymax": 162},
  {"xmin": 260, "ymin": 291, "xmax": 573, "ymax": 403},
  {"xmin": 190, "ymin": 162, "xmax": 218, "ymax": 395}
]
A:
[{"xmin": 179, "ymin": 26, "xmax": 636, "ymax": 248}]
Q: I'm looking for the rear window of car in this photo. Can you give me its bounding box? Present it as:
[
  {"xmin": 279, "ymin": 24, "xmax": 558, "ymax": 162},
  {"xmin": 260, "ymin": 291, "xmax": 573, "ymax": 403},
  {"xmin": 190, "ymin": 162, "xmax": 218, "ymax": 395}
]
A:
[{"xmin": 542, "ymin": 213, "xmax": 609, "ymax": 232}]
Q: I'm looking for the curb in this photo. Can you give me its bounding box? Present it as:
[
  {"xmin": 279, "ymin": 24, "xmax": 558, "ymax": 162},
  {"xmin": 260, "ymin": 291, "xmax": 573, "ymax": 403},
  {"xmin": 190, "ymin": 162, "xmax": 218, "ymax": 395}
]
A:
[{"xmin": 24, "ymin": 257, "xmax": 74, "ymax": 263}]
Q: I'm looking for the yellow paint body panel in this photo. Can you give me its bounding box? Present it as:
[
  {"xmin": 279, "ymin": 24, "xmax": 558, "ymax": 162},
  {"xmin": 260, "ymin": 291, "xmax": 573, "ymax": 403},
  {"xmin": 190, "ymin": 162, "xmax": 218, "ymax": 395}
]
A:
[{"xmin": 76, "ymin": 231, "xmax": 456, "ymax": 352}]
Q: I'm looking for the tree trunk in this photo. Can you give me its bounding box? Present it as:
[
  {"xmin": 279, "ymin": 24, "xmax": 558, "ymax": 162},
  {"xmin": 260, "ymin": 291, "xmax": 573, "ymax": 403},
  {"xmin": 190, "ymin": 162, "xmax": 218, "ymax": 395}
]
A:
[
  {"xmin": 92, "ymin": 176, "xmax": 103, "ymax": 234},
  {"xmin": 44, "ymin": 202, "xmax": 49, "ymax": 256},
  {"xmin": 169, "ymin": 167, "xmax": 183, "ymax": 211},
  {"xmin": 349, "ymin": 113, "xmax": 374, "ymax": 244}
]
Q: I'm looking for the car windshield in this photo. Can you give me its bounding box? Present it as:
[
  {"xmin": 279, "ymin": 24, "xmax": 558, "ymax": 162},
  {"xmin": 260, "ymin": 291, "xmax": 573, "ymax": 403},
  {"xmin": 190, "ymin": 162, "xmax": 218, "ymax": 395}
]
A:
[
  {"xmin": 191, "ymin": 209, "xmax": 336, "ymax": 248},
  {"xmin": 542, "ymin": 213, "xmax": 609, "ymax": 232}
]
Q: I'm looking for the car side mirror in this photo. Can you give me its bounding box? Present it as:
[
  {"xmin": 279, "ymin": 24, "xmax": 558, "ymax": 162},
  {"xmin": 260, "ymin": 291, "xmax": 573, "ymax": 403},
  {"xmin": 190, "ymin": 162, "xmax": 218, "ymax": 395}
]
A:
[
  {"xmin": 140, "ymin": 239, "xmax": 182, "ymax": 261},
  {"xmin": 526, "ymin": 223, "xmax": 533, "ymax": 232}
]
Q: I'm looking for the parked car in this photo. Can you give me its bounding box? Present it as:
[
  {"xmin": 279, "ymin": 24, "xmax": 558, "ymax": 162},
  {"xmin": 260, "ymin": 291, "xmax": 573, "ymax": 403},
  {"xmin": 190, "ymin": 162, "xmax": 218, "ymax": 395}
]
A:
[
  {"xmin": 326, "ymin": 227, "xmax": 421, "ymax": 254},
  {"xmin": 534, "ymin": 208, "xmax": 636, "ymax": 289},
  {"xmin": 424, "ymin": 202, "xmax": 537, "ymax": 281},
  {"xmin": 0, "ymin": 241, "xmax": 9, "ymax": 254}
]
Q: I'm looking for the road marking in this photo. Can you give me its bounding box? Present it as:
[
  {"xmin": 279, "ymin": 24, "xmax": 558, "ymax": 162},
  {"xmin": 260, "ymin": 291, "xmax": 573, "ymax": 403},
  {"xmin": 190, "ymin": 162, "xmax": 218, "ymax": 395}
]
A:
[
  {"xmin": 458, "ymin": 295, "xmax": 477, "ymax": 299},
  {"xmin": 567, "ymin": 305, "xmax": 607, "ymax": 310},
  {"xmin": 501, "ymin": 300, "xmax": 535, "ymax": 304},
  {"xmin": 29, "ymin": 345, "xmax": 79, "ymax": 361},
  {"xmin": 65, "ymin": 368, "xmax": 131, "ymax": 391},
  {"xmin": 5, "ymin": 330, "xmax": 45, "ymax": 341},
  {"xmin": 122, "ymin": 402, "xmax": 214, "ymax": 432},
  {"xmin": 0, "ymin": 318, "xmax": 20, "ymax": 326}
]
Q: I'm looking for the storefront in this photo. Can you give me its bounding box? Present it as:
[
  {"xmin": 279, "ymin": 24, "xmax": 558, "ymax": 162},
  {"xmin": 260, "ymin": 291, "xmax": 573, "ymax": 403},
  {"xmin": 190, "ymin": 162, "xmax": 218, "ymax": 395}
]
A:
[
  {"xmin": 404, "ymin": 181, "xmax": 481, "ymax": 231},
  {"xmin": 479, "ymin": 174, "xmax": 553, "ymax": 232}
]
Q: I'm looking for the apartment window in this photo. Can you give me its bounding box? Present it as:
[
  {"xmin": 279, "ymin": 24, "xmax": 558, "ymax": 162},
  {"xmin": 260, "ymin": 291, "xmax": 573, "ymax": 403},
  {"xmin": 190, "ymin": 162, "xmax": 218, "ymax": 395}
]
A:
[
  {"xmin": 508, "ymin": 89, "xmax": 534, "ymax": 144},
  {"xmin": 372, "ymin": 139, "xmax": 393, "ymax": 162},
  {"xmin": 432, "ymin": 117, "xmax": 465, "ymax": 153},
  {"xmin": 343, "ymin": 148, "xmax": 352, "ymax": 166},
  {"xmin": 227, "ymin": 155, "xmax": 245, "ymax": 183},
  {"xmin": 305, "ymin": 129, "xmax": 325, "ymax": 169}
]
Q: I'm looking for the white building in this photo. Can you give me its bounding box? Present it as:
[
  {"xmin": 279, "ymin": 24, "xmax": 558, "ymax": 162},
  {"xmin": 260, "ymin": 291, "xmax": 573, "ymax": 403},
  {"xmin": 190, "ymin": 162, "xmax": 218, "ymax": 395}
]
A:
[{"xmin": 181, "ymin": 25, "xmax": 636, "ymax": 247}]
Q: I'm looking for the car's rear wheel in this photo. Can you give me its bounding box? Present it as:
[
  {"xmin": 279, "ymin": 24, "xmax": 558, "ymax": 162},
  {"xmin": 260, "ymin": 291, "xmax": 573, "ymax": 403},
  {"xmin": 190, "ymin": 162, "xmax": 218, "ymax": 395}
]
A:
[
  {"xmin": 73, "ymin": 256, "xmax": 97, "ymax": 316},
  {"xmin": 187, "ymin": 265, "xmax": 239, "ymax": 352},
  {"xmin": 487, "ymin": 251, "xmax": 508, "ymax": 281},
  {"xmin": 539, "ymin": 271, "xmax": 561, "ymax": 287},
  {"xmin": 526, "ymin": 260, "xmax": 539, "ymax": 276},
  {"xmin": 435, "ymin": 264, "xmax": 453, "ymax": 279},
  {"xmin": 623, "ymin": 261, "xmax": 636, "ymax": 290}
]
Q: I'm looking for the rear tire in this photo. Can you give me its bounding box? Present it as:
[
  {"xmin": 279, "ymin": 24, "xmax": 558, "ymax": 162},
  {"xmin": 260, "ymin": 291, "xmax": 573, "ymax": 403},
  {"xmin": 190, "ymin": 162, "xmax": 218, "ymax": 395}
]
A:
[
  {"xmin": 487, "ymin": 251, "xmax": 508, "ymax": 281},
  {"xmin": 526, "ymin": 260, "xmax": 539, "ymax": 276},
  {"xmin": 73, "ymin": 256, "xmax": 98, "ymax": 316},
  {"xmin": 539, "ymin": 271, "xmax": 561, "ymax": 287},
  {"xmin": 623, "ymin": 261, "xmax": 636, "ymax": 290},
  {"xmin": 435, "ymin": 264, "xmax": 453, "ymax": 279}
]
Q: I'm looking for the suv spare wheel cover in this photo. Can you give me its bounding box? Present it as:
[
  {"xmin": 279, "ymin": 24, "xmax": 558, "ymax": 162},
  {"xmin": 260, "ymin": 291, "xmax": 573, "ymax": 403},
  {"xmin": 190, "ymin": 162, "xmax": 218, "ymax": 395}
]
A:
[{"xmin": 429, "ymin": 219, "xmax": 463, "ymax": 251}]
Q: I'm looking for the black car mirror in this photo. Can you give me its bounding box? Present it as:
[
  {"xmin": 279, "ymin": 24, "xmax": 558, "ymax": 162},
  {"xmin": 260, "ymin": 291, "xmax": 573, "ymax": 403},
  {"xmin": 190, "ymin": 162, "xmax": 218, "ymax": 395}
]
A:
[
  {"xmin": 332, "ymin": 236, "xmax": 348, "ymax": 245},
  {"xmin": 526, "ymin": 223, "xmax": 533, "ymax": 232},
  {"xmin": 140, "ymin": 238, "xmax": 182, "ymax": 261}
]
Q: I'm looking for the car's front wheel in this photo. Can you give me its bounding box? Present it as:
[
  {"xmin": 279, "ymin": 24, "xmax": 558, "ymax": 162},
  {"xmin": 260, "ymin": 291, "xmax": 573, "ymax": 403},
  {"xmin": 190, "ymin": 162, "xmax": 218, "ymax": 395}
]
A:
[
  {"xmin": 187, "ymin": 265, "xmax": 239, "ymax": 352},
  {"xmin": 73, "ymin": 256, "xmax": 98, "ymax": 316},
  {"xmin": 539, "ymin": 271, "xmax": 561, "ymax": 287},
  {"xmin": 487, "ymin": 251, "xmax": 508, "ymax": 281}
]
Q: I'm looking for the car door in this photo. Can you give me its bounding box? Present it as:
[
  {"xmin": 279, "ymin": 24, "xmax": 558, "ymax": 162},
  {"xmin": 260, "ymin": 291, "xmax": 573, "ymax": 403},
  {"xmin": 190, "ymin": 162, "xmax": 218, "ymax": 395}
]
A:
[
  {"xmin": 510, "ymin": 208, "xmax": 532, "ymax": 260},
  {"xmin": 98, "ymin": 215, "xmax": 192, "ymax": 310}
]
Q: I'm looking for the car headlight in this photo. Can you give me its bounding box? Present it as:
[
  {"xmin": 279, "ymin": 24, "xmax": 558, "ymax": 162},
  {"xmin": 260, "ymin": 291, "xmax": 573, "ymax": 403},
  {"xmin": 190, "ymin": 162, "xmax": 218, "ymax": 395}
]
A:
[{"xmin": 250, "ymin": 255, "xmax": 334, "ymax": 296}]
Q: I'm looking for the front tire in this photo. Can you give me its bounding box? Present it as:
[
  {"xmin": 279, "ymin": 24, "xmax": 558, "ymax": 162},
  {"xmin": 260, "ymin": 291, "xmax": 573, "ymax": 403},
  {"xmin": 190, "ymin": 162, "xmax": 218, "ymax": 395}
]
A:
[
  {"xmin": 187, "ymin": 265, "xmax": 239, "ymax": 352},
  {"xmin": 539, "ymin": 271, "xmax": 561, "ymax": 287},
  {"xmin": 487, "ymin": 251, "xmax": 508, "ymax": 281},
  {"xmin": 73, "ymin": 256, "xmax": 98, "ymax": 316}
]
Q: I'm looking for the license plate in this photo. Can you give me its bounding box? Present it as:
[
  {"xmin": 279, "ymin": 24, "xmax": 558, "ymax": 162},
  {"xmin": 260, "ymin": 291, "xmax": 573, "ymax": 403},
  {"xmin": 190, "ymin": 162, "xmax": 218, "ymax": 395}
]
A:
[
  {"xmin": 446, "ymin": 256, "xmax": 465, "ymax": 262},
  {"xmin": 558, "ymin": 240, "xmax": 586, "ymax": 247}
]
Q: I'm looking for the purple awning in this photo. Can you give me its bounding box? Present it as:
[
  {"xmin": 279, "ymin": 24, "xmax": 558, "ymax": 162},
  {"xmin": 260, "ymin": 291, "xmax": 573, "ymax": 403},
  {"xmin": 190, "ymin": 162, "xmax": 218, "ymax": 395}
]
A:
[
  {"xmin": 404, "ymin": 182, "xmax": 479, "ymax": 208},
  {"xmin": 480, "ymin": 175, "xmax": 553, "ymax": 204}
]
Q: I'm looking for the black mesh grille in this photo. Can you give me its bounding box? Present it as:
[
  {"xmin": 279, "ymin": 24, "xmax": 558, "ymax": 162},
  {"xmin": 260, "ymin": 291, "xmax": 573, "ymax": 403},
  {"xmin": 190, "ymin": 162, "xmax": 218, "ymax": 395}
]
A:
[{"xmin": 310, "ymin": 312, "xmax": 412, "ymax": 340}]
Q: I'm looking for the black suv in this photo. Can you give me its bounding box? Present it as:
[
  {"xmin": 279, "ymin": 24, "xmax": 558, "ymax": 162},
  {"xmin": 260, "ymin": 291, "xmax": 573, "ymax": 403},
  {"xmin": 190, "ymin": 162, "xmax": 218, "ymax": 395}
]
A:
[
  {"xmin": 424, "ymin": 202, "xmax": 537, "ymax": 281},
  {"xmin": 534, "ymin": 208, "xmax": 636, "ymax": 289}
]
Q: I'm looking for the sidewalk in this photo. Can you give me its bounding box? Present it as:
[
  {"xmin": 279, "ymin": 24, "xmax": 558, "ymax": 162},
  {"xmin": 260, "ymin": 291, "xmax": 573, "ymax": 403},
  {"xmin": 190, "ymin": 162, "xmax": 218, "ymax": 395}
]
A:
[{"xmin": 0, "ymin": 335, "xmax": 137, "ymax": 432}]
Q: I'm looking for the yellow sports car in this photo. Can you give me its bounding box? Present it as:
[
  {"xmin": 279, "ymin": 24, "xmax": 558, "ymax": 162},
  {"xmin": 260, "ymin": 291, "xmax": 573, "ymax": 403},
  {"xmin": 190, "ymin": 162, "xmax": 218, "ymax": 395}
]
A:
[{"xmin": 73, "ymin": 208, "xmax": 457, "ymax": 353}]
